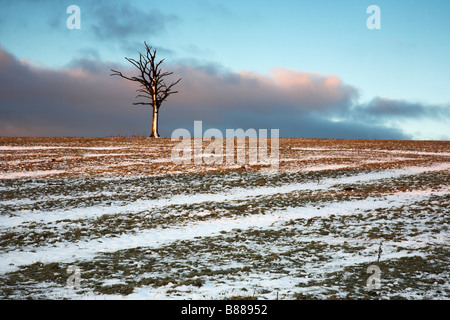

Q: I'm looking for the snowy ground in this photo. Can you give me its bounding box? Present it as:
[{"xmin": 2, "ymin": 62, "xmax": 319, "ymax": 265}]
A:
[{"xmin": 0, "ymin": 137, "xmax": 449, "ymax": 300}]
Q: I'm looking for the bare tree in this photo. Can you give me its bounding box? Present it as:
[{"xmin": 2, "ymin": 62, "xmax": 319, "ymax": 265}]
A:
[{"xmin": 111, "ymin": 42, "xmax": 181, "ymax": 137}]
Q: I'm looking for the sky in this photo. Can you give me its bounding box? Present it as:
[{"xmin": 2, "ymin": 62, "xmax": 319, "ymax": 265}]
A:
[{"xmin": 0, "ymin": 0, "xmax": 449, "ymax": 139}]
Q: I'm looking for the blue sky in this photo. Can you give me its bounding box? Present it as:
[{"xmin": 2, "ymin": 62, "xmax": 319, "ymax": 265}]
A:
[{"xmin": 0, "ymin": 0, "xmax": 449, "ymax": 139}]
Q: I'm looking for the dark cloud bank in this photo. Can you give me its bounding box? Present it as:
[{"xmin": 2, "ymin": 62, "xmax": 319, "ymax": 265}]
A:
[{"xmin": 0, "ymin": 47, "xmax": 448, "ymax": 139}]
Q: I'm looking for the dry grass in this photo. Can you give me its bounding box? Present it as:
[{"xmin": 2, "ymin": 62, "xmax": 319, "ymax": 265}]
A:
[{"xmin": 1, "ymin": 137, "xmax": 448, "ymax": 178}]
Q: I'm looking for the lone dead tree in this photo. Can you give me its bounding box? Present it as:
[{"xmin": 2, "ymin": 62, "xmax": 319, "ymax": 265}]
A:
[{"xmin": 111, "ymin": 42, "xmax": 181, "ymax": 137}]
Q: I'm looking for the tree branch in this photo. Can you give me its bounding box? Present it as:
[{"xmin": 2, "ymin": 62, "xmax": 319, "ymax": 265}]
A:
[{"xmin": 111, "ymin": 42, "xmax": 181, "ymax": 110}]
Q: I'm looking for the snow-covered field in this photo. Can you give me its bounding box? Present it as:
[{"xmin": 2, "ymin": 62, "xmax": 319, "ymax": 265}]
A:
[{"xmin": 0, "ymin": 137, "xmax": 449, "ymax": 300}]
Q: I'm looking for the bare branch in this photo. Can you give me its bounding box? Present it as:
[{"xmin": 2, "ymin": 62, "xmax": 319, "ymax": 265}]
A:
[
  {"xmin": 132, "ymin": 102, "xmax": 152, "ymax": 106},
  {"xmin": 110, "ymin": 69, "xmax": 147, "ymax": 86},
  {"xmin": 136, "ymin": 94, "xmax": 152, "ymax": 100}
]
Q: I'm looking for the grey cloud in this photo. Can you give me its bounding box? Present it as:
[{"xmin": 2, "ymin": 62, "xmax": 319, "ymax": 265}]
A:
[
  {"xmin": 0, "ymin": 47, "xmax": 150, "ymax": 137},
  {"xmin": 159, "ymin": 96, "xmax": 410, "ymax": 140},
  {"xmin": 91, "ymin": 3, "xmax": 178, "ymax": 41},
  {"xmin": 361, "ymin": 97, "xmax": 450, "ymax": 120},
  {"xmin": 0, "ymin": 47, "xmax": 438, "ymax": 139},
  {"xmin": 65, "ymin": 57, "xmax": 123, "ymax": 75}
]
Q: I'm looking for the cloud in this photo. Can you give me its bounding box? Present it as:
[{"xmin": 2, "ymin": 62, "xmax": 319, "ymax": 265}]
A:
[
  {"xmin": 359, "ymin": 97, "xmax": 450, "ymax": 119},
  {"xmin": 91, "ymin": 3, "xmax": 178, "ymax": 41},
  {"xmin": 166, "ymin": 65, "xmax": 358, "ymax": 113},
  {"xmin": 0, "ymin": 46, "xmax": 446, "ymax": 139},
  {"xmin": 0, "ymin": 47, "xmax": 150, "ymax": 136},
  {"xmin": 158, "ymin": 65, "xmax": 408, "ymax": 139}
]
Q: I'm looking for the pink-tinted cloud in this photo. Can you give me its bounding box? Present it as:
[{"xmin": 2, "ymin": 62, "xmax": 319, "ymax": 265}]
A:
[{"xmin": 167, "ymin": 65, "xmax": 358, "ymax": 115}]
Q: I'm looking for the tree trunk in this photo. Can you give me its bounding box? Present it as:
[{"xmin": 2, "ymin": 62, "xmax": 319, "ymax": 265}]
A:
[
  {"xmin": 150, "ymin": 85, "xmax": 160, "ymax": 137},
  {"xmin": 150, "ymin": 106, "xmax": 160, "ymax": 138}
]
